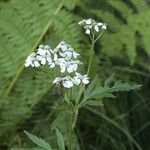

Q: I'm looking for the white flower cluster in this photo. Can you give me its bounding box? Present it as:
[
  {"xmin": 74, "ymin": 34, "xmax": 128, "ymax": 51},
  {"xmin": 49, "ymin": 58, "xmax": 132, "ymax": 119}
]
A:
[
  {"xmin": 78, "ymin": 18, "xmax": 107, "ymax": 34},
  {"xmin": 53, "ymin": 73, "xmax": 89, "ymax": 88},
  {"xmin": 24, "ymin": 41, "xmax": 89, "ymax": 88}
]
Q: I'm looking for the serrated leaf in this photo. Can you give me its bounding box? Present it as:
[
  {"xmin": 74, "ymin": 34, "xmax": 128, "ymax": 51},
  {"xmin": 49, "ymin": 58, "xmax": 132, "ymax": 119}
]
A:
[
  {"xmin": 81, "ymin": 100, "xmax": 104, "ymax": 107},
  {"xmin": 87, "ymin": 87, "xmax": 116, "ymax": 99},
  {"xmin": 104, "ymin": 73, "xmax": 115, "ymax": 87},
  {"xmin": 84, "ymin": 75, "xmax": 99, "ymax": 99},
  {"xmin": 84, "ymin": 75, "xmax": 141, "ymax": 100},
  {"xmin": 110, "ymin": 81, "xmax": 141, "ymax": 92},
  {"xmin": 55, "ymin": 128, "xmax": 65, "ymax": 150},
  {"xmin": 24, "ymin": 131, "xmax": 52, "ymax": 150}
]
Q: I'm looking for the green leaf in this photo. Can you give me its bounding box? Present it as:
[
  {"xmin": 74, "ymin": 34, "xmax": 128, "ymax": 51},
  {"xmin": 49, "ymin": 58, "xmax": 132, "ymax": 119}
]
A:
[
  {"xmin": 109, "ymin": 81, "xmax": 142, "ymax": 92},
  {"xmin": 84, "ymin": 74, "xmax": 141, "ymax": 100},
  {"xmin": 24, "ymin": 131, "xmax": 52, "ymax": 150},
  {"xmin": 84, "ymin": 75, "xmax": 99, "ymax": 99},
  {"xmin": 55, "ymin": 128, "xmax": 65, "ymax": 150},
  {"xmin": 81, "ymin": 100, "xmax": 104, "ymax": 107},
  {"xmin": 104, "ymin": 73, "xmax": 115, "ymax": 87},
  {"xmin": 87, "ymin": 87, "xmax": 115, "ymax": 99}
]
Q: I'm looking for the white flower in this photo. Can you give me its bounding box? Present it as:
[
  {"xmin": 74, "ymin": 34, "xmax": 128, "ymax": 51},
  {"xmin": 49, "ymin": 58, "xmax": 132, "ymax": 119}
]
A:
[
  {"xmin": 36, "ymin": 45, "xmax": 52, "ymax": 65},
  {"xmin": 73, "ymin": 72, "xmax": 89, "ymax": 85},
  {"xmin": 24, "ymin": 41, "xmax": 89, "ymax": 89},
  {"xmin": 62, "ymin": 76, "xmax": 74, "ymax": 88},
  {"xmin": 85, "ymin": 28, "xmax": 91, "ymax": 34},
  {"xmin": 53, "ymin": 76, "xmax": 74, "ymax": 88},
  {"xmin": 73, "ymin": 51, "xmax": 80, "ymax": 59},
  {"xmin": 24, "ymin": 52, "xmax": 40, "ymax": 68},
  {"xmin": 56, "ymin": 41, "xmax": 80, "ymax": 60},
  {"xmin": 58, "ymin": 59, "xmax": 81, "ymax": 73},
  {"xmin": 78, "ymin": 18, "xmax": 107, "ymax": 34},
  {"xmin": 85, "ymin": 18, "xmax": 93, "ymax": 25},
  {"xmin": 53, "ymin": 77, "xmax": 63, "ymax": 84},
  {"xmin": 102, "ymin": 23, "xmax": 107, "ymax": 30},
  {"xmin": 94, "ymin": 25, "xmax": 99, "ymax": 32},
  {"xmin": 56, "ymin": 41, "xmax": 68, "ymax": 52}
]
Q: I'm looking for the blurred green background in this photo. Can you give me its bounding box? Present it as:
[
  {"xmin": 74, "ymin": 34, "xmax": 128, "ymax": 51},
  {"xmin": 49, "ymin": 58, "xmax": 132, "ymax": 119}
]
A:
[{"xmin": 0, "ymin": 0, "xmax": 150, "ymax": 149}]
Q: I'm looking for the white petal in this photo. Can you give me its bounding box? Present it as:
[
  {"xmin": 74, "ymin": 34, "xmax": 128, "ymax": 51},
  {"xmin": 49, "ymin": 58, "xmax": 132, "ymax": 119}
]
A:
[
  {"xmin": 64, "ymin": 81, "xmax": 73, "ymax": 88},
  {"xmin": 85, "ymin": 29, "xmax": 90, "ymax": 34},
  {"xmin": 34, "ymin": 61, "xmax": 40, "ymax": 67},
  {"xmin": 53, "ymin": 78, "xmax": 58, "ymax": 84},
  {"xmin": 53, "ymin": 77, "xmax": 61, "ymax": 84},
  {"xmin": 62, "ymin": 81, "xmax": 68, "ymax": 88},
  {"xmin": 67, "ymin": 65, "xmax": 74, "ymax": 73},
  {"xmin": 97, "ymin": 22, "xmax": 103, "ymax": 26},
  {"xmin": 86, "ymin": 19, "xmax": 92, "ymax": 25},
  {"xmin": 59, "ymin": 52, "xmax": 66, "ymax": 57},
  {"xmin": 78, "ymin": 20, "xmax": 84, "ymax": 25},
  {"xmin": 73, "ymin": 52, "xmax": 79, "ymax": 59},
  {"xmin": 46, "ymin": 50, "xmax": 51, "ymax": 56},
  {"xmin": 67, "ymin": 64, "xmax": 77, "ymax": 73},
  {"xmin": 36, "ymin": 55, "xmax": 42, "ymax": 61},
  {"xmin": 61, "ymin": 66, "xmax": 66, "ymax": 73},
  {"xmin": 65, "ymin": 52, "xmax": 72, "ymax": 60},
  {"xmin": 58, "ymin": 44, "xmax": 67, "ymax": 51},
  {"xmin": 54, "ymin": 54, "xmax": 58, "ymax": 61},
  {"xmin": 49, "ymin": 63, "xmax": 55, "ymax": 68},
  {"xmin": 46, "ymin": 56, "xmax": 52, "ymax": 64},
  {"xmin": 39, "ymin": 45, "xmax": 44, "ymax": 49},
  {"xmin": 94, "ymin": 25, "xmax": 99, "ymax": 32},
  {"xmin": 37, "ymin": 48, "xmax": 46, "ymax": 56},
  {"xmin": 102, "ymin": 24, "xmax": 107, "ymax": 30},
  {"xmin": 24, "ymin": 62, "xmax": 30, "ymax": 67},
  {"xmin": 82, "ymin": 78, "xmax": 89, "ymax": 84},
  {"xmin": 41, "ymin": 58, "xmax": 46, "ymax": 65},
  {"xmin": 73, "ymin": 78, "xmax": 81, "ymax": 85},
  {"xmin": 73, "ymin": 64, "xmax": 78, "ymax": 71},
  {"xmin": 30, "ymin": 52, "xmax": 36, "ymax": 57},
  {"xmin": 44, "ymin": 45, "xmax": 50, "ymax": 49}
]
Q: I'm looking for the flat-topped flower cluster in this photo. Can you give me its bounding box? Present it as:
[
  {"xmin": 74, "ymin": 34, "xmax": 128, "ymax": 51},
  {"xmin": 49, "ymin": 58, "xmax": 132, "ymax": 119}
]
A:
[
  {"xmin": 78, "ymin": 18, "xmax": 107, "ymax": 35},
  {"xmin": 24, "ymin": 41, "xmax": 89, "ymax": 88}
]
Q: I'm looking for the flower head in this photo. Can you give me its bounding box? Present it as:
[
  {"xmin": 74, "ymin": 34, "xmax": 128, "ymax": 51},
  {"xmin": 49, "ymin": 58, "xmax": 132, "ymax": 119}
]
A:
[
  {"xmin": 36, "ymin": 45, "xmax": 52, "ymax": 65},
  {"xmin": 53, "ymin": 76, "xmax": 74, "ymax": 88},
  {"xmin": 24, "ymin": 41, "xmax": 89, "ymax": 89},
  {"xmin": 73, "ymin": 72, "xmax": 89, "ymax": 85},
  {"xmin": 24, "ymin": 52, "xmax": 40, "ymax": 67},
  {"xmin": 78, "ymin": 18, "xmax": 107, "ymax": 34}
]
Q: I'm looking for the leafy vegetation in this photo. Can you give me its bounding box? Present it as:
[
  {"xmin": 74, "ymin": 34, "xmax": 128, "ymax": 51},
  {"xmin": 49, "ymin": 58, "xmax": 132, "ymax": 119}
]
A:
[{"xmin": 0, "ymin": 0, "xmax": 149, "ymax": 150}]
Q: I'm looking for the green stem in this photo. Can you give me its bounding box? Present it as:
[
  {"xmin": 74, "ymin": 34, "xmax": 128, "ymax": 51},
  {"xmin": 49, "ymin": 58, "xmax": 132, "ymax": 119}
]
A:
[
  {"xmin": 67, "ymin": 112, "xmax": 75, "ymax": 150},
  {"xmin": 87, "ymin": 39, "xmax": 95, "ymax": 76}
]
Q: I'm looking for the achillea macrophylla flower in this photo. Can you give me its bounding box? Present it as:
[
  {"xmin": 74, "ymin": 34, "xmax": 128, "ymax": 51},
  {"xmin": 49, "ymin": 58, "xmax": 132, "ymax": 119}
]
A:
[
  {"xmin": 53, "ymin": 73, "xmax": 89, "ymax": 88},
  {"xmin": 73, "ymin": 72, "xmax": 89, "ymax": 85},
  {"xmin": 24, "ymin": 41, "xmax": 90, "ymax": 88},
  {"xmin": 58, "ymin": 59, "xmax": 81, "ymax": 73},
  {"xmin": 36, "ymin": 45, "xmax": 52, "ymax": 65},
  {"xmin": 56, "ymin": 41, "xmax": 80, "ymax": 60},
  {"xmin": 53, "ymin": 76, "xmax": 74, "ymax": 88},
  {"xmin": 78, "ymin": 18, "xmax": 107, "ymax": 34},
  {"xmin": 24, "ymin": 52, "xmax": 40, "ymax": 67}
]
